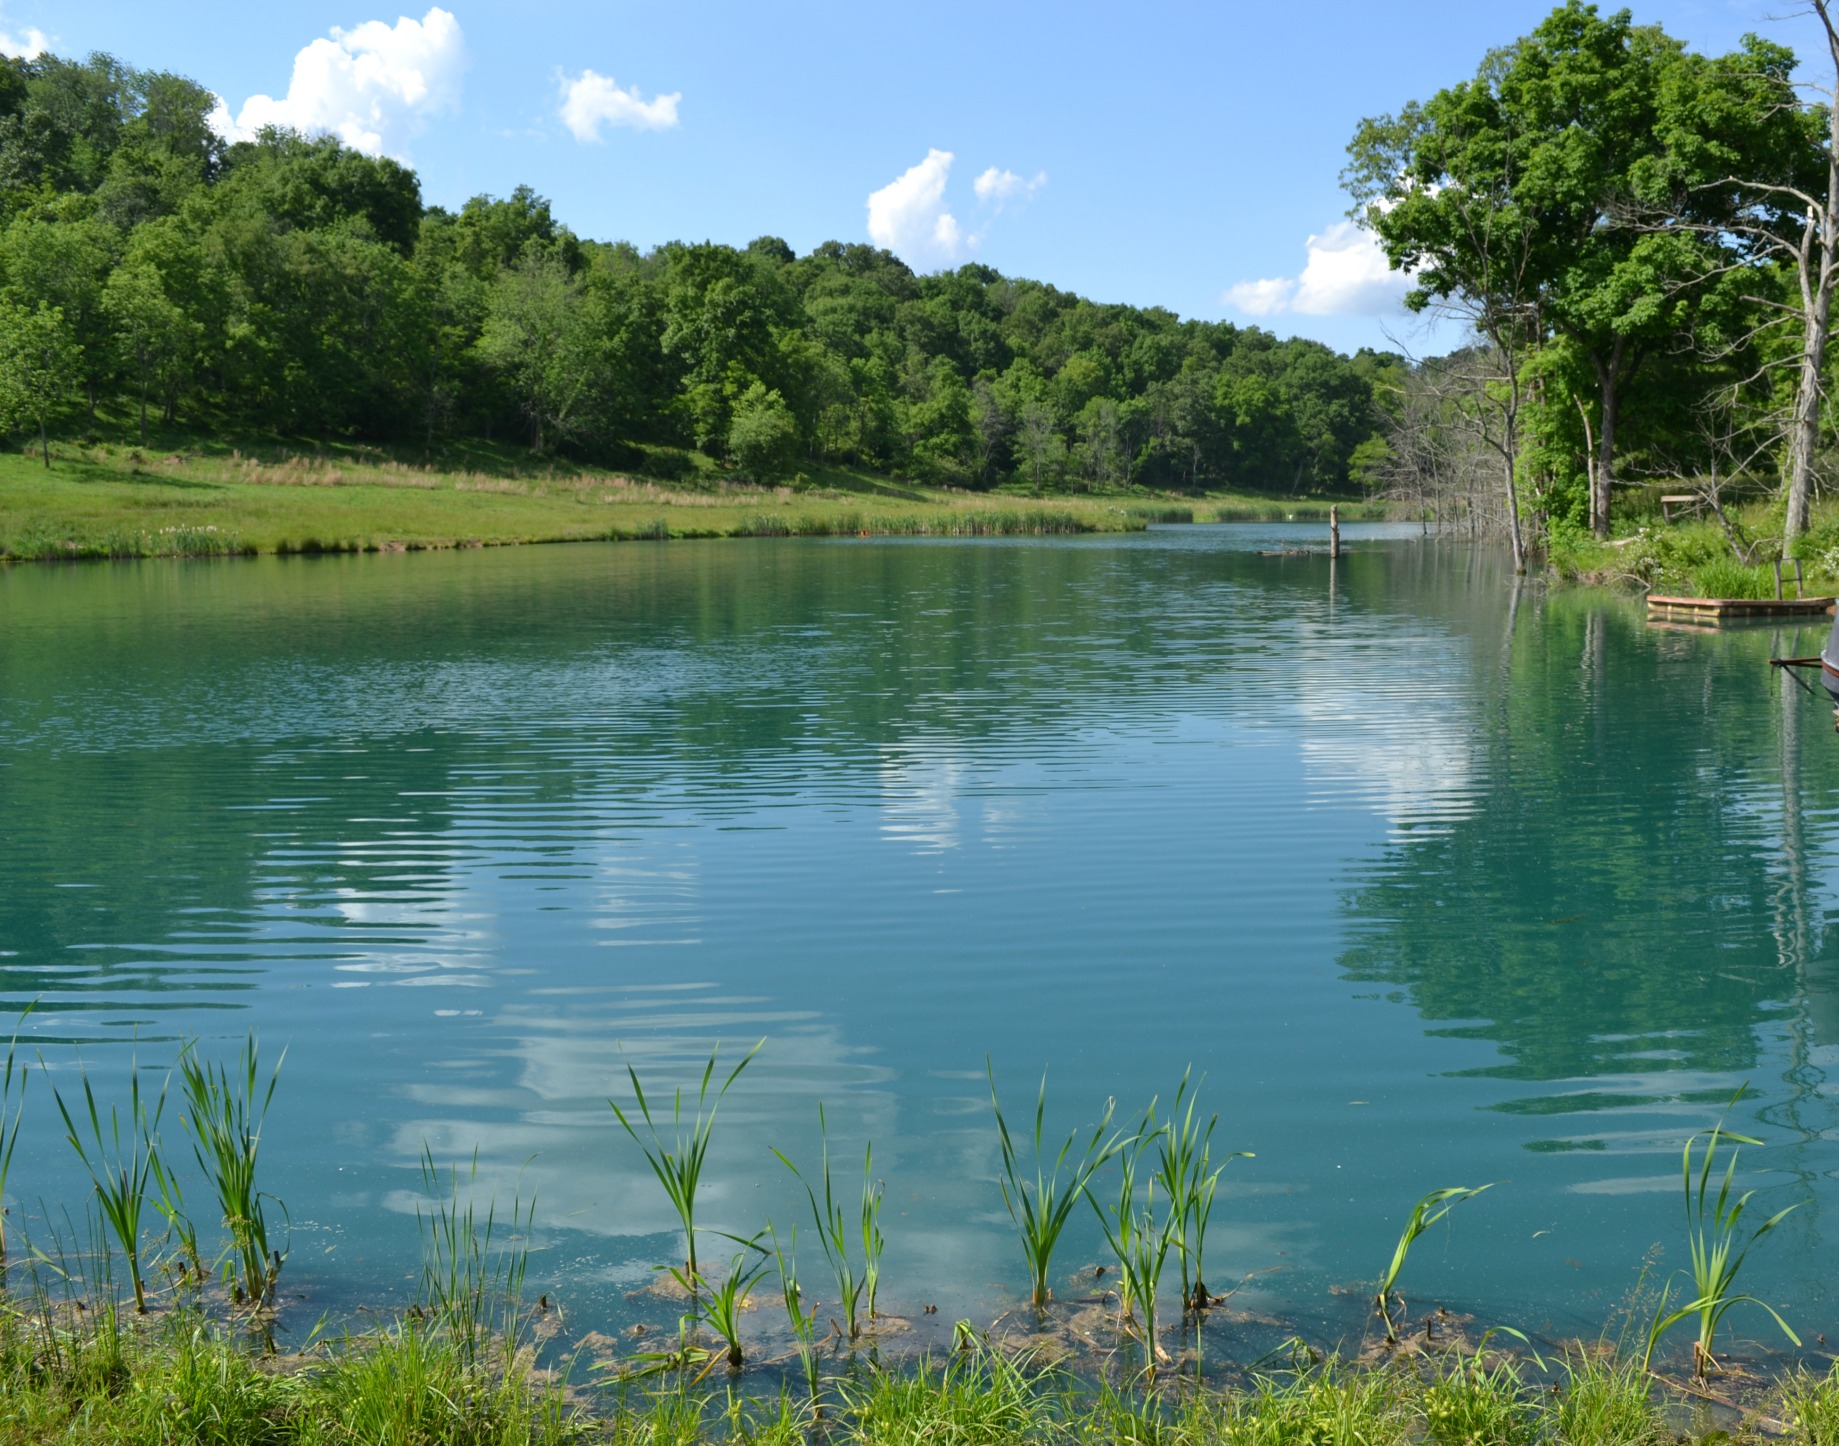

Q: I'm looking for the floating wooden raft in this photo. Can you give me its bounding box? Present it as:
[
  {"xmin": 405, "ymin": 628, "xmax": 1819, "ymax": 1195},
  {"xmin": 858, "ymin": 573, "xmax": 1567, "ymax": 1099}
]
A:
[{"xmin": 1646, "ymin": 593, "xmax": 1835, "ymax": 620}]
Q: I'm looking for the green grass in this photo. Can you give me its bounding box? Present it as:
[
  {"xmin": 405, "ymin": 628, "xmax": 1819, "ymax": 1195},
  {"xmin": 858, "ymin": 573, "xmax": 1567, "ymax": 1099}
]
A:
[
  {"xmin": 48, "ymin": 1056, "xmax": 169, "ymax": 1316},
  {"xmin": 0, "ymin": 1007, "xmax": 28, "ymax": 1265},
  {"xmin": 1549, "ymin": 495, "xmax": 1839, "ymax": 596},
  {"xmin": 1209, "ymin": 497, "xmax": 1393, "ymax": 523},
  {"xmin": 0, "ymin": 441, "xmax": 1167, "ymax": 560},
  {"xmin": 1, "ymin": 1284, "xmax": 1834, "ymax": 1446}
]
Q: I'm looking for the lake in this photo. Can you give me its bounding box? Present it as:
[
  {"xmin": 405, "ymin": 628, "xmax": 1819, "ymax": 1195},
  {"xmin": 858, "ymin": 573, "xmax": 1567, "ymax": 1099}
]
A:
[{"xmin": 3, "ymin": 523, "xmax": 1837, "ymax": 1364}]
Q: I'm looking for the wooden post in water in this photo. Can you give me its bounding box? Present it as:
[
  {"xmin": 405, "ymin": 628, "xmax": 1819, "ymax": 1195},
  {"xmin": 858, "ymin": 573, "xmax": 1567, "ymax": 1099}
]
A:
[{"xmin": 1329, "ymin": 505, "xmax": 1341, "ymax": 560}]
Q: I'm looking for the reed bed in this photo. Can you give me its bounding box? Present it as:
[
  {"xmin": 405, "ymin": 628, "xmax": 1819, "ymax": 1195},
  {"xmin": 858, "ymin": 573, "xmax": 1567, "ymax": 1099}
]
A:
[{"xmin": 0, "ymin": 1025, "xmax": 1827, "ymax": 1443}]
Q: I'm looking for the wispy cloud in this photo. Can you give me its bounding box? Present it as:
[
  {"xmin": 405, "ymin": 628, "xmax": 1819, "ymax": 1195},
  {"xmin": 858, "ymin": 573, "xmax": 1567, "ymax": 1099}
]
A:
[
  {"xmin": 973, "ymin": 166, "xmax": 1045, "ymax": 208},
  {"xmin": 557, "ymin": 68, "xmax": 680, "ymax": 140},
  {"xmin": 1225, "ymin": 220, "xmax": 1408, "ymax": 317},
  {"xmin": 867, "ymin": 151, "xmax": 1045, "ymax": 267}
]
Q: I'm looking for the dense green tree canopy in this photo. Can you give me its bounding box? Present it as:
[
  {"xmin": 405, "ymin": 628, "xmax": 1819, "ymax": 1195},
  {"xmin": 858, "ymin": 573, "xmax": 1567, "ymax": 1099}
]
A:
[{"xmin": 1, "ymin": 48, "xmax": 1388, "ymax": 495}]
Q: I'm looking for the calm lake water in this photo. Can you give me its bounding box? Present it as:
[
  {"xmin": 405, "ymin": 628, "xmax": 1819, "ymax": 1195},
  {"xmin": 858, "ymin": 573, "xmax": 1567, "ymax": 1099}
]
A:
[{"xmin": 4, "ymin": 524, "xmax": 1839, "ymax": 1361}]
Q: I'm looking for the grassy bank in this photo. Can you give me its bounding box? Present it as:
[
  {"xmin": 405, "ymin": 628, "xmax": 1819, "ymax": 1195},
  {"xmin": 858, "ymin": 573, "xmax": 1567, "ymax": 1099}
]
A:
[
  {"xmin": 1549, "ymin": 495, "xmax": 1839, "ymax": 598},
  {"xmin": 6, "ymin": 1033, "xmax": 1816, "ymax": 1446},
  {"xmin": 1206, "ymin": 498, "xmax": 1394, "ymax": 523},
  {"xmin": 0, "ymin": 442, "xmax": 1163, "ymax": 561},
  {"xmin": 3, "ymin": 1296, "xmax": 1835, "ymax": 1446}
]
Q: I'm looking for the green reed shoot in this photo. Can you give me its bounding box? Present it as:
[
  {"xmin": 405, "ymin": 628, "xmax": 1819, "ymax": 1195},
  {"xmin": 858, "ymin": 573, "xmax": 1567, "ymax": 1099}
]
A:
[
  {"xmin": 678, "ymin": 1247, "xmax": 766, "ymax": 1369},
  {"xmin": 1642, "ymin": 1086, "xmax": 1801, "ymax": 1377},
  {"xmin": 1154, "ymin": 1067, "xmax": 1251, "ymax": 1312},
  {"xmin": 1375, "ymin": 1183, "xmax": 1493, "ymax": 1342},
  {"xmin": 50, "ymin": 1057, "xmax": 169, "ymax": 1314},
  {"xmin": 610, "ymin": 1038, "xmax": 762, "ymax": 1285},
  {"xmin": 1092, "ymin": 1122, "xmax": 1175, "ymax": 1374},
  {"xmin": 861, "ymin": 1138, "xmax": 885, "ymax": 1321},
  {"xmin": 179, "ymin": 1033, "xmax": 286, "ymax": 1304},
  {"xmin": 0, "ymin": 1005, "xmax": 31, "ymax": 1265},
  {"xmin": 988, "ymin": 1060, "xmax": 1125, "ymax": 1309},
  {"xmin": 768, "ymin": 1222, "xmax": 821, "ymax": 1396},
  {"xmin": 147, "ymin": 1144, "xmax": 202, "ymax": 1287},
  {"xmin": 773, "ymin": 1105, "xmax": 876, "ymax": 1339},
  {"xmin": 415, "ymin": 1146, "xmax": 533, "ymax": 1370}
]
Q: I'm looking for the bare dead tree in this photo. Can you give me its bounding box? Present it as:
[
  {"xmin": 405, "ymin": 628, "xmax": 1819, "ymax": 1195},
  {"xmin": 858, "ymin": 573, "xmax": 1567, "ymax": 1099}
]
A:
[
  {"xmin": 1370, "ymin": 347, "xmax": 1522, "ymax": 544},
  {"xmin": 1784, "ymin": 0, "xmax": 1839, "ymax": 544}
]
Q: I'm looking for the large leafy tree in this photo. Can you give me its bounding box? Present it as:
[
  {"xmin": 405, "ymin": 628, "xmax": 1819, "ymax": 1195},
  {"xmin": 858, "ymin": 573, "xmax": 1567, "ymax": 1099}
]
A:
[
  {"xmin": 101, "ymin": 259, "xmax": 193, "ymax": 443},
  {"xmin": 476, "ymin": 248, "xmax": 605, "ymax": 453},
  {"xmin": 0, "ymin": 301, "xmax": 81, "ymax": 464},
  {"xmin": 1348, "ymin": 2, "xmax": 1783, "ymax": 542},
  {"xmin": 0, "ymin": 214, "xmax": 118, "ymax": 421}
]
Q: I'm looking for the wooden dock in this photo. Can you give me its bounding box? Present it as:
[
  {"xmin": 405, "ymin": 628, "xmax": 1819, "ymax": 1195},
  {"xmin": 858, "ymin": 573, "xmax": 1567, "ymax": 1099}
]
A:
[{"xmin": 1646, "ymin": 593, "xmax": 1835, "ymax": 621}]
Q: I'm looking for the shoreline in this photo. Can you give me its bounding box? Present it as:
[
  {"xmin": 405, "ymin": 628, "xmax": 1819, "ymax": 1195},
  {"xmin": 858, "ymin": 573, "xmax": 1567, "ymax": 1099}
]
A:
[
  {"xmin": 0, "ymin": 444, "xmax": 1386, "ymax": 564},
  {"xmin": 2, "ymin": 1278, "xmax": 1828, "ymax": 1445}
]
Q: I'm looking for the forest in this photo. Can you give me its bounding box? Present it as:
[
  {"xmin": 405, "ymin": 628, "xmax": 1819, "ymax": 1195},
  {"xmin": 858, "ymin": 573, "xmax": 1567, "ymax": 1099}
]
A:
[
  {"xmin": 1349, "ymin": 0, "xmax": 1839, "ymax": 571},
  {"xmin": 0, "ymin": 50, "xmax": 1393, "ymax": 497}
]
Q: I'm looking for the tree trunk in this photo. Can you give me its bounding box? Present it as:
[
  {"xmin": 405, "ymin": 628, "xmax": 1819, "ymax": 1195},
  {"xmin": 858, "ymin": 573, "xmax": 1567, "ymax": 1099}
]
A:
[
  {"xmin": 1573, "ymin": 393, "xmax": 1598, "ymax": 534},
  {"xmin": 1786, "ymin": 7, "xmax": 1839, "ymax": 547},
  {"xmin": 1503, "ymin": 443, "xmax": 1526, "ymax": 573},
  {"xmin": 1592, "ymin": 344, "xmax": 1623, "ymax": 539},
  {"xmin": 39, "ymin": 414, "xmax": 48, "ymax": 468}
]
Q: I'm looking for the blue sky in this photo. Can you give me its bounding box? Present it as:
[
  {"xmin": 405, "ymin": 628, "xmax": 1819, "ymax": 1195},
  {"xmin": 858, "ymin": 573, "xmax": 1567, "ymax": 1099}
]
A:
[{"xmin": 24, "ymin": 0, "xmax": 1828, "ymax": 356}]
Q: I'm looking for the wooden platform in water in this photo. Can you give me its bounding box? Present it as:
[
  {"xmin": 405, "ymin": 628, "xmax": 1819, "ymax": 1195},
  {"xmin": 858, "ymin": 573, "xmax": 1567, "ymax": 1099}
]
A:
[{"xmin": 1646, "ymin": 593, "xmax": 1835, "ymax": 620}]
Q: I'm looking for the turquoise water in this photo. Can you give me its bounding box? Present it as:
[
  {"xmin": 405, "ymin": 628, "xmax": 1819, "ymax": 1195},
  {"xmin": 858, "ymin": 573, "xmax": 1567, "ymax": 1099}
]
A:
[{"xmin": 3, "ymin": 524, "xmax": 1838, "ymax": 1361}]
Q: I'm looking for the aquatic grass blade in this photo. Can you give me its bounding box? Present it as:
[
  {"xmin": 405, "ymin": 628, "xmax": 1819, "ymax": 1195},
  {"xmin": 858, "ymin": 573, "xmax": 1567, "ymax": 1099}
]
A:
[
  {"xmin": 987, "ymin": 1059, "xmax": 1127, "ymax": 1309},
  {"xmin": 772, "ymin": 1104, "xmax": 871, "ymax": 1340},
  {"xmin": 0, "ymin": 1003, "xmax": 32, "ymax": 1264},
  {"xmin": 609, "ymin": 1038, "xmax": 762, "ymax": 1284},
  {"xmin": 1642, "ymin": 1084, "xmax": 1802, "ymax": 1377},
  {"xmin": 178, "ymin": 1033, "xmax": 287, "ymax": 1304},
  {"xmin": 1090, "ymin": 1120, "xmax": 1176, "ymax": 1375},
  {"xmin": 414, "ymin": 1146, "xmax": 535, "ymax": 1371},
  {"xmin": 1375, "ymin": 1183, "xmax": 1494, "ymax": 1342},
  {"xmin": 48, "ymin": 1054, "xmax": 170, "ymax": 1314},
  {"xmin": 768, "ymin": 1221, "xmax": 821, "ymax": 1396},
  {"xmin": 1152, "ymin": 1066, "xmax": 1251, "ymax": 1313}
]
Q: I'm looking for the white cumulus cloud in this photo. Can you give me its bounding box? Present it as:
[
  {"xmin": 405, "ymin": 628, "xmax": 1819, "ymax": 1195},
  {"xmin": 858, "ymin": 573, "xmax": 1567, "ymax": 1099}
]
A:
[
  {"xmin": 868, "ymin": 148, "xmax": 964, "ymax": 265},
  {"xmin": 0, "ymin": 24, "xmax": 47, "ymax": 59},
  {"xmin": 1225, "ymin": 220, "xmax": 1409, "ymax": 318},
  {"xmin": 973, "ymin": 165, "xmax": 1045, "ymax": 208},
  {"xmin": 215, "ymin": 7, "xmax": 465, "ymax": 158},
  {"xmin": 558, "ymin": 69, "xmax": 680, "ymax": 140}
]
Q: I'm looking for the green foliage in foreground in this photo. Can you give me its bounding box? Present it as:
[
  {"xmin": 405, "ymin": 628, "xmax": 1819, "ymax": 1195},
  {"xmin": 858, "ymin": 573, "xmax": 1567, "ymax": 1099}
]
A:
[{"xmin": 5, "ymin": 1301, "xmax": 1838, "ymax": 1446}]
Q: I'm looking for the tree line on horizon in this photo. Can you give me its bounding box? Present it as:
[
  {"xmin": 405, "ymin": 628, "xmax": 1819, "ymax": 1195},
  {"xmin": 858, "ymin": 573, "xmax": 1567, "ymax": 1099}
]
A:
[{"xmin": 0, "ymin": 50, "xmax": 1393, "ymax": 495}]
